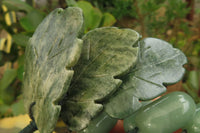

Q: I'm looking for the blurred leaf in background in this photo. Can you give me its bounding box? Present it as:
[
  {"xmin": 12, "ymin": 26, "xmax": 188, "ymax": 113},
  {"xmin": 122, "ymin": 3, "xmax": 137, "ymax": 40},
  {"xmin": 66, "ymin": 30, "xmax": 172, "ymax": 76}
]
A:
[
  {"xmin": 19, "ymin": 10, "xmax": 45, "ymax": 32},
  {"xmin": 101, "ymin": 12, "xmax": 116, "ymax": 27},
  {"xmin": 11, "ymin": 98, "xmax": 25, "ymax": 116},
  {"xmin": 0, "ymin": 0, "xmax": 46, "ymax": 118},
  {"xmin": 0, "ymin": 69, "xmax": 17, "ymax": 105},
  {"xmin": 12, "ymin": 34, "xmax": 29, "ymax": 47},
  {"xmin": 2, "ymin": 0, "xmax": 33, "ymax": 13},
  {"xmin": 66, "ymin": 0, "xmax": 116, "ymax": 32},
  {"xmin": 183, "ymin": 71, "xmax": 200, "ymax": 103}
]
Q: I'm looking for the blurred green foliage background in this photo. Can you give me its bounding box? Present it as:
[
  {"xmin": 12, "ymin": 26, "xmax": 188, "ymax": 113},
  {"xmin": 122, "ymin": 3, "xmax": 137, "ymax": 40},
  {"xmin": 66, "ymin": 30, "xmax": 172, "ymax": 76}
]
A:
[{"xmin": 0, "ymin": 0, "xmax": 199, "ymax": 117}]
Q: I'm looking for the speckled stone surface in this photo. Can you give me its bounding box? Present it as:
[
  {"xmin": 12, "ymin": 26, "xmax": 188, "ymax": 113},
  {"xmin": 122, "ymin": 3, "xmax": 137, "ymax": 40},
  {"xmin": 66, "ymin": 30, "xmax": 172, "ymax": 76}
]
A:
[
  {"xmin": 61, "ymin": 27, "xmax": 140, "ymax": 131},
  {"xmin": 23, "ymin": 7, "xmax": 83, "ymax": 133},
  {"xmin": 105, "ymin": 38, "xmax": 187, "ymax": 119}
]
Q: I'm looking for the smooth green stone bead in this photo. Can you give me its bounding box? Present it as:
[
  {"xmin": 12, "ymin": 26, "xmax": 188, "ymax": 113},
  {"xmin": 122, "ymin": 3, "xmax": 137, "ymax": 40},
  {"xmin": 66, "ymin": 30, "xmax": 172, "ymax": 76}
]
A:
[
  {"xmin": 124, "ymin": 91, "xmax": 196, "ymax": 133},
  {"xmin": 184, "ymin": 103, "xmax": 200, "ymax": 133},
  {"xmin": 79, "ymin": 111, "xmax": 117, "ymax": 133}
]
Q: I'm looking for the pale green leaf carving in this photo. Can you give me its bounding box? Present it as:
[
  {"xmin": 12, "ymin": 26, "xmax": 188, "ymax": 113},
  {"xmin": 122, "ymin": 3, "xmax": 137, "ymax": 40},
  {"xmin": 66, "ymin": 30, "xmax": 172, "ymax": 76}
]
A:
[
  {"xmin": 23, "ymin": 7, "xmax": 83, "ymax": 133},
  {"xmin": 105, "ymin": 38, "xmax": 187, "ymax": 119},
  {"xmin": 61, "ymin": 27, "xmax": 140, "ymax": 131}
]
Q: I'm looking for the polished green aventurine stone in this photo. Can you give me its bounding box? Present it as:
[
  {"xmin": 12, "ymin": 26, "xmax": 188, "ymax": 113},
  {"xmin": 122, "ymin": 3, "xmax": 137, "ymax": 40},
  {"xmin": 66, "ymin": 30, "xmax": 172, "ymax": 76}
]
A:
[
  {"xmin": 183, "ymin": 103, "xmax": 200, "ymax": 133},
  {"xmin": 124, "ymin": 91, "xmax": 196, "ymax": 133},
  {"xmin": 78, "ymin": 111, "xmax": 117, "ymax": 133}
]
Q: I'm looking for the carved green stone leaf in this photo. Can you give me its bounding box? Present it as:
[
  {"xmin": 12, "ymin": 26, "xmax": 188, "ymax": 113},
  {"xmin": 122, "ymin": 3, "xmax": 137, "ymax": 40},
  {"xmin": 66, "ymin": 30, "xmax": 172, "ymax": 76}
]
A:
[
  {"xmin": 105, "ymin": 38, "xmax": 187, "ymax": 119},
  {"xmin": 61, "ymin": 27, "xmax": 140, "ymax": 131},
  {"xmin": 23, "ymin": 7, "xmax": 83, "ymax": 133}
]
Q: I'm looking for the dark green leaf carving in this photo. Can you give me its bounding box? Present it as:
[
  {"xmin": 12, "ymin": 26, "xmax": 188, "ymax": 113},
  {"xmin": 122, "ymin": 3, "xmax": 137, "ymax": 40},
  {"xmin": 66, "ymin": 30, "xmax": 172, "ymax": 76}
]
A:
[
  {"xmin": 61, "ymin": 27, "xmax": 140, "ymax": 131},
  {"xmin": 105, "ymin": 38, "xmax": 187, "ymax": 119},
  {"xmin": 23, "ymin": 7, "xmax": 83, "ymax": 133}
]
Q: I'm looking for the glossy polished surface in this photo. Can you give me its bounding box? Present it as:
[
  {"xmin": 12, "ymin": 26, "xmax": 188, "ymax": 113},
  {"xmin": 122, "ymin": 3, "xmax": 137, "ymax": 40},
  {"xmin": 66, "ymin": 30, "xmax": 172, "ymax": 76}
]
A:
[
  {"xmin": 124, "ymin": 92, "xmax": 196, "ymax": 133},
  {"xmin": 79, "ymin": 111, "xmax": 117, "ymax": 133},
  {"xmin": 184, "ymin": 103, "xmax": 200, "ymax": 133}
]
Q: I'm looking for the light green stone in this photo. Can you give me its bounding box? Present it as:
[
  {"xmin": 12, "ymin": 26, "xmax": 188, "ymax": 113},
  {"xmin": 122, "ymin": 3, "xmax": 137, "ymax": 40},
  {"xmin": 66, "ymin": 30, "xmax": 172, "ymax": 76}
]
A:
[
  {"xmin": 105, "ymin": 38, "xmax": 187, "ymax": 119},
  {"xmin": 184, "ymin": 103, "xmax": 200, "ymax": 133},
  {"xmin": 23, "ymin": 7, "xmax": 83, "ymax": 133},
  {"xmin": 78, "ymin": 111, "xmax": 117, "ymax": 133},
  {"xmin": 124, "ymin": 92, "xmax": 196, "ymax": 133}
]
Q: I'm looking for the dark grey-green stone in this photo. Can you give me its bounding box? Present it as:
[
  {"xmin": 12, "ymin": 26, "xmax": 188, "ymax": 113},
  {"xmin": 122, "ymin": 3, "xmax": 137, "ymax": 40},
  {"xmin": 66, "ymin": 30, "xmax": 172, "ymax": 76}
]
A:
[{"xmin": 61, "ymin": 27, "xmax": 140, "ymax": 131}]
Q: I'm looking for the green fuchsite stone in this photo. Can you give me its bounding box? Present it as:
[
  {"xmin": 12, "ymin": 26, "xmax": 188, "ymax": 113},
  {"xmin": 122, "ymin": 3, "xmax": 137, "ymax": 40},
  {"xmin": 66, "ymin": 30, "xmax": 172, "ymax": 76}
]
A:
[
  {"xmin": 183, "ymin": 103, "xmax": 200, "ymax": 133},
  {"xmin": 124, "ymin": 91, "xmax": 196, "ymax": 133}
]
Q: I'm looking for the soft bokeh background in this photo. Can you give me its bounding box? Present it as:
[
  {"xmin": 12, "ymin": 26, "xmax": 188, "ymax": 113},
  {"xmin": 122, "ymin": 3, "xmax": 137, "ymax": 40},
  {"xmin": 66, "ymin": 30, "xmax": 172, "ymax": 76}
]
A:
[{"xmin": 0, "ymin": 0, "xmax": 199, "ymax": 132}]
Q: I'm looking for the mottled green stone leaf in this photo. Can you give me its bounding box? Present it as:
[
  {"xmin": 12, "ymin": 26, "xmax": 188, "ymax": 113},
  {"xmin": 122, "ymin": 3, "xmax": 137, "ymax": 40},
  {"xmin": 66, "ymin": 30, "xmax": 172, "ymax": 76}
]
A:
[
  {"xmin": 105, "ymin": 38, "xmax": 187, "ymax": 119},
  {"xmin": 23, "ymin": 7, "xmax": 83, "ymax": 133},
  {"xmin": 104, "ymin": 88, "xmax": 142, "ymax": 119},
  {"xmin": 61, "ymin": 27, "xmax": 140, "ymax": 131}
]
